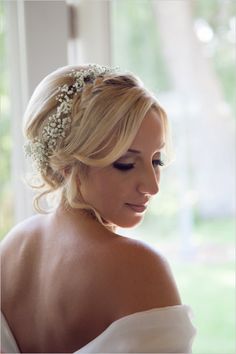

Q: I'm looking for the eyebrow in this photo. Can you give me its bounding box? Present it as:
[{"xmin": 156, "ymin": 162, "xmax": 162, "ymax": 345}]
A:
[
  {"xmin": 127, "ymin": 149, "xmax": 141, "ymax": 154},
  {"xmin": 127, "ymin": 142, "xmax": 165, "ymax": 154}
]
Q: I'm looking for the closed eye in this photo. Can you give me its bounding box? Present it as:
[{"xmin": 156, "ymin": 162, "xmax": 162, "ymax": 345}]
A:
[
  {"xmin": 152, "ymin": 159, "xmax": 165, "ymax": 168},
  {"xmin": 113, "ymin": 162, "xmax": 134, "ymax": 171},
  {"xmin": 113, "ymin": 159, "xmax": 165, "ymax": 172}
]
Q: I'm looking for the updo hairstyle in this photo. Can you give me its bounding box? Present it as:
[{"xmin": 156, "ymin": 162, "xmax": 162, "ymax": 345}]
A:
[{"xmin": 23, "ymin": 65, "xmax": 171, "ymax": 227}]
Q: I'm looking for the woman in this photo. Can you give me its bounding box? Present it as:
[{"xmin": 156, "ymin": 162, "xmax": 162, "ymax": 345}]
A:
[{"xmin": 1, "ymin": 64, "xmax": 196, "ymax": 353}]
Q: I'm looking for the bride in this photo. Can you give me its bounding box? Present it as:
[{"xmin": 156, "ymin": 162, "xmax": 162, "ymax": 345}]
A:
[{"xmin": 1, "ymin": 64, "xmax": 196, "ymax": 353}]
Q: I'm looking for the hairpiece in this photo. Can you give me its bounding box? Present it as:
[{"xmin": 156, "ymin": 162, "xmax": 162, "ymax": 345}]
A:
[{"xmin": 24, "ymin": 64, "xmax": 118, "ymax": 174}]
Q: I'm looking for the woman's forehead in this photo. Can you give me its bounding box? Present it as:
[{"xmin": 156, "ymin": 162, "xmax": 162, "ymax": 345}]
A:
[{"xmin": 129, "ymin": 109, "xmax": 165, "ymax": 150}]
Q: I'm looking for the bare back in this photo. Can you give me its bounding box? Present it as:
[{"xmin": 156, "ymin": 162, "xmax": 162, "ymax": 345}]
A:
[{"xmin": 1, "ymin": 210, "xmax": 181, "ymax": 353}]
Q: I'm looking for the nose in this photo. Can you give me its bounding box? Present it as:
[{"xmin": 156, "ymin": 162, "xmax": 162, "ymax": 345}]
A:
[{"xmin": 137, "ymin": 166, "xmax": 160, "ymax": 196}]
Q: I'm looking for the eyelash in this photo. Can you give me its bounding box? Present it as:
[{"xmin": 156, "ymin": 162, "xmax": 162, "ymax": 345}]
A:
[{"xmin": 113, "ymin": 159, "xmax": 165, "ymax": 171}]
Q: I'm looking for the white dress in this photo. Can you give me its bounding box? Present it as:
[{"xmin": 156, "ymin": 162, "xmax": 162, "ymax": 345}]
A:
[{"xmin": 1, "ymin": 305, "xmax": 196, "ymax": 353}]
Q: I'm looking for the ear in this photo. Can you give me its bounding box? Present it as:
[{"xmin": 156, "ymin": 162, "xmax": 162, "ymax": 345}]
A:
[
  {"xmin": 61, "ymin": 165, "xmax": 71, "ymax": 178},
  {"xmin": 76, "ymin": 175, "xmax": 81, "ymax": 187},
  {"xmin": 75, "ymin": 164, "xmax": 88, "ymax": 189}
]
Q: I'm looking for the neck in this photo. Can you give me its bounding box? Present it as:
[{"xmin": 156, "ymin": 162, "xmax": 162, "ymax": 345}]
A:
[{"xmin": 53, "ymin": 203, "xmax": 118, "ymax": 237}]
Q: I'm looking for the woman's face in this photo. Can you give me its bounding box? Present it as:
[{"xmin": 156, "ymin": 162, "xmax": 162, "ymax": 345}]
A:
[{"xmin": 79, "ymin": 109, "xmax": 165, "ymax": 228}]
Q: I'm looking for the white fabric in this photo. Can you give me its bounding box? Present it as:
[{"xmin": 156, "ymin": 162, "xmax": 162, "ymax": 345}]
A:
[
  {"xmin": 1, "ymin": 312, "xmax": 20, "ymax": 353},
  {"xmin": 1, "ymin": 305, "xmax": 196, "ymax": 353},
  {"xmin": 75, "ymin": 305, "xmax": 196, "ymax": 353}
]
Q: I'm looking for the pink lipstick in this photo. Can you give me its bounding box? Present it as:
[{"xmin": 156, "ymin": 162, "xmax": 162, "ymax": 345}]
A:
[{"xmin": 126, "ymin": 203, "xmax": 147, "ymax": 213}]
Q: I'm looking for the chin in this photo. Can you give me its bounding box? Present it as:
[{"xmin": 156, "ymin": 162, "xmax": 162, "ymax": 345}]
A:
[{"xmin": 115, "ymin": 215, "xmax": 144, "ymax": 229}]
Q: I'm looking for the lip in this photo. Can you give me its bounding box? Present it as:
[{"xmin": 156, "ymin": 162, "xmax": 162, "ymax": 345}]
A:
[{"xmin": 125, "ymin": 203, "xmax": 148, "ymax": 213}]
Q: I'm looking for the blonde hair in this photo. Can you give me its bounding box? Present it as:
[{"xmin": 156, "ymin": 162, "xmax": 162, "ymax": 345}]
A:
[{"xmin": 23, "ymin": 64, "xmax": 172, "ymax": 229}]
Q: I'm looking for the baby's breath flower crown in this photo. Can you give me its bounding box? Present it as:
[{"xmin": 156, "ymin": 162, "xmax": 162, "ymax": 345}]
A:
[{"xmin": 24, "ymin": 64, "xmax": 117, "ymax": 174}]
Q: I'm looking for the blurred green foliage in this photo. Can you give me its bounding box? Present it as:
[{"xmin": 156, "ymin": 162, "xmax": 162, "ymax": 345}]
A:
[
  {"xmin": 139, "ymin": 216, "xmax": 235, "ymax": 354},
  {"xmin": 176, "ymin": 260, "xmax": 235, "ymax": 354},
  {"xmin": 112, "ymin": 0, "xmax": 236, "ymax": 114},
  {"xmin": 193, "ymin": 0, "xmax": 236, "ymax": 115},
  {"xmin": 112, "ymin": 0, "xmax": 171, "ymax": 92},
  {"xmin": 0, "ymin": 1, "xmax": 13, "ymax": 238},
  {"xmin": 112, "ymin": 2, "xmax": 235, "ymax": 353}
]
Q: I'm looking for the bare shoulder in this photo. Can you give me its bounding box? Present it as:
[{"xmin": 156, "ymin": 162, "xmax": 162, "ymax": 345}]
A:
[
  {"xmin": 108, "ymin": 235, "xmax": 182, "ymax": 317},
  {"xmin": 0, "ymin": 214, "xmax": 47, "ymax": 289},
  {"xmin": 1, "ymin": 214, "xmax": 45, "ymax": 255},
  {"xmin": 1, "ymin": 215, "xmax": 47, "ymax": 309}
]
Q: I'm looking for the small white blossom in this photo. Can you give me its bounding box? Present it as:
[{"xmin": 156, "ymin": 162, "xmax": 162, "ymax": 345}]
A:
[{"xmin": 24, "ymin": 64, "xmax": 118, "ymax": 174}]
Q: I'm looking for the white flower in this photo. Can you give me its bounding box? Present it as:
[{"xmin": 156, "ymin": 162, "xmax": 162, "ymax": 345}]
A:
[{"xmin": 24, "ymin": 64, "xmax": 118, "ymax": 174}]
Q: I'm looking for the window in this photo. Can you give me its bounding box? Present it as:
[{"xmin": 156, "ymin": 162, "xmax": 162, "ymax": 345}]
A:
[
  {"xmin": 0, "ymin": 1, "xmax": 12, "ymax": 238},
  {"xmin": 111, "ymin": 1, "xmax": 235, "ymax": 353}
]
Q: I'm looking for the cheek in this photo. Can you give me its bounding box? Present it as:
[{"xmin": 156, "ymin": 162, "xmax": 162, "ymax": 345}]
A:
[
  {"xmin": 81, "ymin": 169, "xmax": 133, "ymax": 209},
  {"xmin": 82, "ymin": 177, "xmax": 114, "ymax": 207},
  {"xmin": 97, "ymin": 179, "xmax": 122, "ymax": 204}
]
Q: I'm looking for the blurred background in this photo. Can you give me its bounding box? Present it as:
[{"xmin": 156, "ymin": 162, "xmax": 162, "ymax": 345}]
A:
[{"xmin": 0, "ymin": 1, "xmax": 235, "ymax": 353}]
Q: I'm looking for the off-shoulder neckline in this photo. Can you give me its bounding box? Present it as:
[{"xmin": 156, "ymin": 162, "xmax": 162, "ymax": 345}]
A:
[
  {"xmin": 77, "ymin": 304, "xmax": 191, "ymax": 351},
  {"xmin": 108, "ymin": 304, "xmax": 188, "ymax": 327},
  {"xmin": 1, "ymin": 304, "xmax": 192, "ymax": 353}
]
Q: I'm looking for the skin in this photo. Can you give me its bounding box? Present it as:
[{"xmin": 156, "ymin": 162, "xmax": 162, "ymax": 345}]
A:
[
  {"xmin": 79, "ymin": 108, "xmax": 165, "ymax": 228},
  {"xmin": 0, "ymin": 108, "xmax": 181, "ymax": 353}
]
